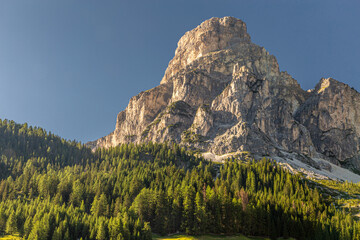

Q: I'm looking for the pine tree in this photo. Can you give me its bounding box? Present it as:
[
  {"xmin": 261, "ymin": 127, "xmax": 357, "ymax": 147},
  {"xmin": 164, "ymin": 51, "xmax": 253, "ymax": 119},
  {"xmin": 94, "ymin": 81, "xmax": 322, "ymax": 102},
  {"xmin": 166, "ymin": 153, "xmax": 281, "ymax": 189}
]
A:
[
  {"xmin": 96, "ymin": 219, "xmax": 107, "ymax": 240},
  {"xmin": 5, "ymin": 211, "xmax": 17, "ymax": 234},
  {"xmin": 51, "ymin": 227, "xmax": 63, "ymax": 240},
  {"xmin": 194, "ymin": 192, "xmax": 207, "ymax": 234},
  {"xmin": 91, "ymin": 194, "xmax": 108, "ymax": 217},
  {"xmin": 182, "ymin": 186, "xmax": 195, "ymax": 234}
]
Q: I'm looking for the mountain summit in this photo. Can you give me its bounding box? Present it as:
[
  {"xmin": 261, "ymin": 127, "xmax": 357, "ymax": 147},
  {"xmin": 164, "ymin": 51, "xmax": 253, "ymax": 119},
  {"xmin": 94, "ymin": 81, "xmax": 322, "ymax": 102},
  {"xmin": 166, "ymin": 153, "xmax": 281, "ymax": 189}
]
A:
[
  {"xmin": 89, "ymin": 17, "xmax": 360, "ymax": 177},
  {"xmin": 161, "ymin": 16, "xmax": 251, "ymax": 84}
]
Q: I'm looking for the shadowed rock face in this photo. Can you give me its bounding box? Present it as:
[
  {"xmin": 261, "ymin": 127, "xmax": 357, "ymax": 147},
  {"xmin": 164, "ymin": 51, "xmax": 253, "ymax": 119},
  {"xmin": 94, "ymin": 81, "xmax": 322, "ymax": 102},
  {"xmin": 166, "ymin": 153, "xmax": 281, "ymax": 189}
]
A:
[
  {"xmin": 294, "ymin": 78, "xmax": 360, "ymax": 169},
  {"xmin": 88, "ymin": 17, "xmax": 360, "ymax": 171}
]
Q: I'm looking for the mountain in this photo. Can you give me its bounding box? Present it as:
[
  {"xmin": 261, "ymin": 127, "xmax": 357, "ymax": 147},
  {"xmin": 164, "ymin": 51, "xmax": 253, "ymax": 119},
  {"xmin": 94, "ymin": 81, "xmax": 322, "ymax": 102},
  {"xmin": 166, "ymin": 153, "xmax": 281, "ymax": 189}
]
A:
[{"xmin": 89, "ymin": 17, "xmax": 360, "ymax": 178}]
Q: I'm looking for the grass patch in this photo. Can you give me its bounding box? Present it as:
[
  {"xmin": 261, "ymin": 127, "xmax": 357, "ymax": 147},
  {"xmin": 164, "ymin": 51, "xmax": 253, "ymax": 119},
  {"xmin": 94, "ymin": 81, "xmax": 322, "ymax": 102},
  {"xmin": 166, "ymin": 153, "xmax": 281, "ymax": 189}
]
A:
[
  {"xmin": 316, "ymin": 179, "xmax": 360, "ymax": 196},
  {"xmin": 152, "ymin": 234, "xmax": 262, "ymax": 240},
  {"xmin": 152, "ymin": 234, "xmax": 294, "ymax": 240},
  {"xmin": 0, "ymin": 234, "xmax": 21, "ymax": 240},
  {"xmin": 152, "ymin": 233, "xmax": 294, "ymax": 240}
]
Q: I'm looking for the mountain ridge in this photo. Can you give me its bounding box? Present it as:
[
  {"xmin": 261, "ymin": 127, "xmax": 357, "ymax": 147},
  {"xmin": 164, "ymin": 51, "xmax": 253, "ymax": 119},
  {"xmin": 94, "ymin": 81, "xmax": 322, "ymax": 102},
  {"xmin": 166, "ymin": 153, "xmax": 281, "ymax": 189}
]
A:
[{"xmin": 88, "ymin": 16, "xmax": 360, "ymax": 178}]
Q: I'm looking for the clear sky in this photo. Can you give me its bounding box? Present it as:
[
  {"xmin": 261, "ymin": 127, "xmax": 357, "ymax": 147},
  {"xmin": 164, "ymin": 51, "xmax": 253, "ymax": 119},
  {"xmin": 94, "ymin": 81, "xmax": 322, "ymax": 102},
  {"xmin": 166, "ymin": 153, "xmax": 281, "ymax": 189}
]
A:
[{"xmin": 0, "ymin": 0, "xmax": 359, "ymax": 143}]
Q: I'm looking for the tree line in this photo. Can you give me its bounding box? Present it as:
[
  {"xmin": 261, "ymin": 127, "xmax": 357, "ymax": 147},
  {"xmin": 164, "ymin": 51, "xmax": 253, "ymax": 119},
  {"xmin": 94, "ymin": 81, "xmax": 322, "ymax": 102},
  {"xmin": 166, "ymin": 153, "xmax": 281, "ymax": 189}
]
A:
[{"xmin": 0, "ymin": 119, "xmax": 358, "ymax": 239}]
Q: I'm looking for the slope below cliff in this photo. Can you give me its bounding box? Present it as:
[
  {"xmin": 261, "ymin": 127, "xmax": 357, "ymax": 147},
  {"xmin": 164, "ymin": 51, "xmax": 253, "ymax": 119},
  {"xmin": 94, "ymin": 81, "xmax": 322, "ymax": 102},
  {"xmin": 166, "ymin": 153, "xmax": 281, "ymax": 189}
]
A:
[{"xmin": 88, "ymin": 17, "xmax": 360, "ymax": 177}]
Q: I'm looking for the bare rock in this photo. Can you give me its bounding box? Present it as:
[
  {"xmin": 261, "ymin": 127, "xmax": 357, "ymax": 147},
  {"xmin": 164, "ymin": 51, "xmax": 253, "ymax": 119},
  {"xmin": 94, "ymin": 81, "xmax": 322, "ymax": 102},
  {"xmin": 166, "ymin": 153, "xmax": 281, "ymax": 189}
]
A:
[
  {"xmin": 295, "ymin": 78, "xmax": 360, "ymax": 168},
  {"xmin": 88, "ymin": 17, "xmax": 360, "ymax": 173},
  {"xmin": 161, "ymin": 17, "xmax": 250, "ymax": 84}
]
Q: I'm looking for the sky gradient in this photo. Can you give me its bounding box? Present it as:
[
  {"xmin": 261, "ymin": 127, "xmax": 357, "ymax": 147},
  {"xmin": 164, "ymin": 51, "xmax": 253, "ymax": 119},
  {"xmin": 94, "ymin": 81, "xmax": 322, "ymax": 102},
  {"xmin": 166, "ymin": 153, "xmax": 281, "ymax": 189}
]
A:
[{"xmin": 0, "ymin": 0, "xmax": 359, "ymax": 143}]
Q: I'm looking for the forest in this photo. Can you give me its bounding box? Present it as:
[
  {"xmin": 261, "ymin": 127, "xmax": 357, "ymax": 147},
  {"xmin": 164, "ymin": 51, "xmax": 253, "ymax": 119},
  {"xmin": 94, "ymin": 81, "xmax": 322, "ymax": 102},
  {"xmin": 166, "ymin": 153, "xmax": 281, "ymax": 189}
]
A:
[{"xmin": 0, "ymin": 118, "xmax": 359, "ymax": 240}]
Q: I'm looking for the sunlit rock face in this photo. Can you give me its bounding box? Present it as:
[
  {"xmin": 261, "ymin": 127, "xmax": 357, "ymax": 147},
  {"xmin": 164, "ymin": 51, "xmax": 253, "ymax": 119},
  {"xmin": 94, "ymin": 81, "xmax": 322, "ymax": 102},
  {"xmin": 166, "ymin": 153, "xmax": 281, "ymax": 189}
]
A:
[
  {"xmin": 88, "ymin": 17, "xmax": 360, "ymax": 171},
  {"xmin": 161, "ymin": 16, "xmax": 251, "ymax": 85}
]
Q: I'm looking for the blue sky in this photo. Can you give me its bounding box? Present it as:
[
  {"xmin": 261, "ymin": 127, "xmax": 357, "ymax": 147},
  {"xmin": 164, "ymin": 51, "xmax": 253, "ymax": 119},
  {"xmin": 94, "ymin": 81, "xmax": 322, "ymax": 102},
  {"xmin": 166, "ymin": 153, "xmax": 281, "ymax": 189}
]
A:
[{"xmin": 0, "ymin": 0, "xmax": 359, "ymax": 143}]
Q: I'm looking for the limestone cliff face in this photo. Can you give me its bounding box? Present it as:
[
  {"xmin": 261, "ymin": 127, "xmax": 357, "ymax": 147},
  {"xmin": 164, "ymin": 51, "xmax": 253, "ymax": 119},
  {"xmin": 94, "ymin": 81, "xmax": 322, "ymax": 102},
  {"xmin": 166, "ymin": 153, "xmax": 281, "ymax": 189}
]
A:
[
  {"xmin": 89, "ymin": 17, "xmax": 360, "ymax": 171},
  {"xmin": 295, "ymin": 78, "xmax": 360, "ymax": 169},
  {"xmin": 161, "ymin": 17, "xmax": 250, "ymax": 85}
]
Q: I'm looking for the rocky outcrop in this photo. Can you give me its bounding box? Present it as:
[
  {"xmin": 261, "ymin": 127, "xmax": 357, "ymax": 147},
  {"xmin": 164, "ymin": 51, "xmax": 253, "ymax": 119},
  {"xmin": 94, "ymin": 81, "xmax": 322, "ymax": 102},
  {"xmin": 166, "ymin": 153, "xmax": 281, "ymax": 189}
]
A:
[
  {"xmin": 161, "ymin": 16, "xmax": 250, "ymax": 84},
  {"xmin": 89, "ymin": 17, "xmax": 360, "ymax": 172},
  {"xmin": 295, "ymin": 78, "xmax": 360, "ymax": 169},
  {"xmin": 92, "ymin": 83, "xmax": 172, "ymax": 148},
  {"xmin": 207, "ymin": 64, "xmax": 314, "ymax": 157}
]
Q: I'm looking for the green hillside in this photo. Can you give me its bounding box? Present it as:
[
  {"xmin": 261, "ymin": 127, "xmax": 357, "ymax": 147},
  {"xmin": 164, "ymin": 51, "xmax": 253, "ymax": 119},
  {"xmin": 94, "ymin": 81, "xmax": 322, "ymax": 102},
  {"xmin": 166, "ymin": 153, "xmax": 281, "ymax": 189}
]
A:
[{"xmin": 0, "ymin": 119, "xmax": 359, "ymax": 239}]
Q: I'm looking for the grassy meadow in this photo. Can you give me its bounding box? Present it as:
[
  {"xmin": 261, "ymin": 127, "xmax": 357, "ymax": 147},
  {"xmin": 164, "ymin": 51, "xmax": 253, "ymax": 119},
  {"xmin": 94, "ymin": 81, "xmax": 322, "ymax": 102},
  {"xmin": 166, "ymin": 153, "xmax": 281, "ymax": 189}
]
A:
[
  {"xmin": 152, "ymin": 234, "xmax": 283, "ymax": 240},
  {"xmin": 0, "ymin": 234, "xmax": 21, "ymax": 240}
]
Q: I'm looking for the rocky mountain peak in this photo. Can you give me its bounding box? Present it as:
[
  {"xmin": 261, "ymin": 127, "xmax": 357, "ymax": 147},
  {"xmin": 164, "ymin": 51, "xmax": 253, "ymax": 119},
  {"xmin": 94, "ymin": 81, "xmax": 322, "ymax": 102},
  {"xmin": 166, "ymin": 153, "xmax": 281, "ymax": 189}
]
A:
[
  {"xmin": 315, "ymin": 78, "xmax": 332, "ymax": 93},
  {"xmin": 295, "ymin": 77, "xmax": 360, "ymax": 169},
  {"xmin": 314, "ymin": 77, "xmax": 358, "ymax": 96},
  {"xmin": 161, "ymin": 16, "xmax": 251, "ymax": 84},
  {"xmin": 89, "ymin": 17, "xmax": 360, "ymax": 179}
]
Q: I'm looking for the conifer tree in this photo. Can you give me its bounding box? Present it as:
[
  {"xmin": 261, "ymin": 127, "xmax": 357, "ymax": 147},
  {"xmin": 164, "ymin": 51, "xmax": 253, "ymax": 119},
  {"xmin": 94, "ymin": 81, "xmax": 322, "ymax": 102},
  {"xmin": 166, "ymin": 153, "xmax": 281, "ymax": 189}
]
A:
[{"xmin": 5, "ymin": 211, "xmax": 17, "ymax": 234}]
